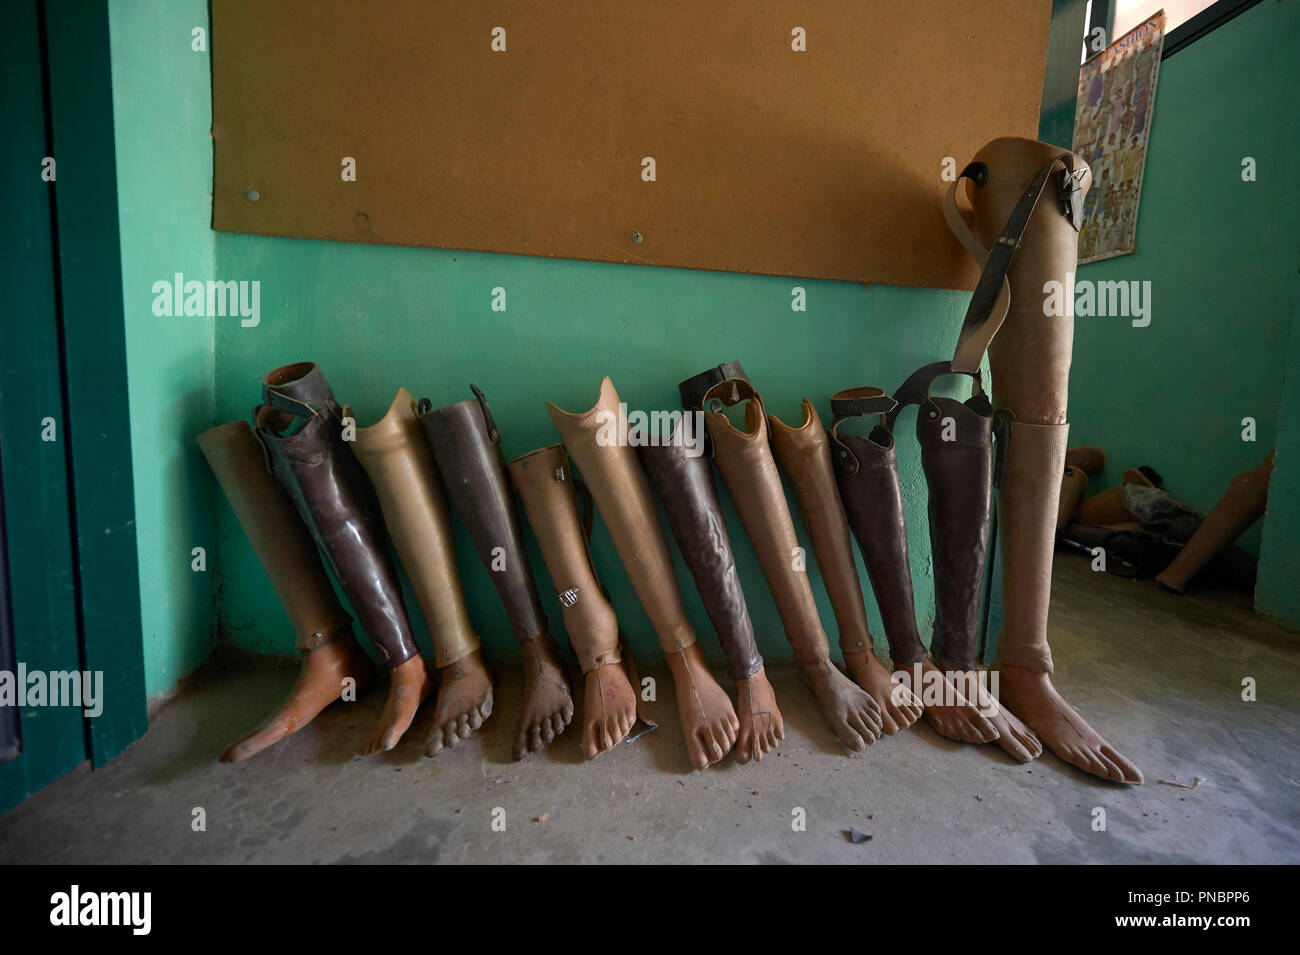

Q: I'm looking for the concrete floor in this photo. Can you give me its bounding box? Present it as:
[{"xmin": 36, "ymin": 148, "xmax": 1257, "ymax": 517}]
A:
[{"xmin": 3, "ymin": 553, "xmax": 1298, "ymax": 864}]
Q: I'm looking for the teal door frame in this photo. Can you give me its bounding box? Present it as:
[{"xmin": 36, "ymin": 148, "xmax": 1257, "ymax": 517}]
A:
[{"xmin": 1, "ymin": 0, "xmax": 146, "ymax": 816}]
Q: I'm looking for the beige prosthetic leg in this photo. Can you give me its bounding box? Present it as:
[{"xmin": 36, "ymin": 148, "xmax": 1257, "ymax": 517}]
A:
[
  {"xmin": 1156, "ymin": 451, "xmax": 1275, "ymax": 593},
  {"xmin": 510, "ymin": 444, "xmax": 640, "ymax": 758},
  {"xmin": 769, "ymin": 399, "xmax": 922, "ymax": 736},
  {"xmin": 197, "ymin": 421, "xmax": 375, "ymax": 762},
  {"xmin": 549, "ymin": 377, "xmax": 739, "ymax": 770},
  {"xmin": 966, "ymin": 136, "xmax": 1142, "ymax": 783},
  {"xmin": 705, "ymin": 380, "xmax": 884, "ymax": 751},
  {"xmin": 353, "ymin": 389, "xmax": 492, "ymax": 756}
]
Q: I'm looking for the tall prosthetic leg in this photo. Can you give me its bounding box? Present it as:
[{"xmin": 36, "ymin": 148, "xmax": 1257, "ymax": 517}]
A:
[
  {"xmin": 639, "ymin": 421, "xmax": 784, "ymax": 764},
  {"xmin": 253, "ymin": 362, "xmax": 428, "ymax": 755},
  {"xmin": 510, "ymin": 445, "xmax": 640, "ymax": 759},
  {"xmin": 955, "ymin": 136, "xmax": 1141, "ymax": 783},
  {"xmin": 420, "ymin": 389, "xmax": 572, "ymax": 760},
  {"xmin": 549, "ymin": 377, "xmax": 739, "ymax": 771},
  {"xmin": 913, "ymin": 386, "xmax": 1042, "ymax": 761},
  {"xmin": 353, "ymin": 388, "xmax": 493, "ymax": 758},
  {"xmin": 768, "ymin": 399, "xmax": 922, "ymax": 736},
  {"xmin": 829, "ymin": 388, "xmax": 997, "ymax": 746},
  {"xmin": 703, "ymin": 376, "xmax": 883, "ymax": 751},
  {"xmin": 198, "ymin": 421, "xmax": 375, "ymax": 762}
]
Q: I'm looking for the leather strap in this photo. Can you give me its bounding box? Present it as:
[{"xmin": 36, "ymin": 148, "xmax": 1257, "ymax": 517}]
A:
[
  {"xmin": 945, "ymin": 156, "xmax": 1087, "ymax": 374},
  {"xmin": 829, "ymin": 387, "xmax": 897, "ymax": 423},
  {"xmin": 470, "ymin": 383, "xmax": 500, "ymax": 444},
  {"xmin": 828, "ymin": 386, "xmax": 896, "ymax": 475},
  {"xmin": 679, "ymin": 360, "xmax": 748, "ymax": 411}
]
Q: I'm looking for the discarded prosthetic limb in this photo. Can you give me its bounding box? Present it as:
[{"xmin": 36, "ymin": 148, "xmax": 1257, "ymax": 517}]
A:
[
  {"xmin": 253, "ymin": 362, "xmax": 428, "ymax": 755},
  {"xmin": 949, "ymin": 136, "xmax": 1141, "ymax": 782},
  {"xmin": 828, "ymin": 386, "xmax": 1000, "ymax": 750},
  {"xmin": 1156, "ymin": 451, "xmax": 1275, "ymax": 593},
  {"xmin": 767, "ymin": 397, "xmax": 922, "ymax": 736},
  {"xmin": 353, "ymin": 388, "xmax": 493, "ymax": 758},
  {"xmin": 198, "ymin": 421, "xmax": 375, "ymax": 762},
  {"xmin": 640, "ymin": 374, "xmax": 783, "ymax": 764},
  {"xmin": 509, "ymin": 444, "xmax": 642, "ymax": 759},
  {"xmin": 420, "ymin": 388, "xmax": 572, "ymax": 760},
  {"xmin": 549, "ymin": 376, "xmax": 738, "ymax": 770},
  {"xmin": 1074, "ymin": 468, "xmax": 1154, "ymax": 526},
  {"xmin": 700, "ymin": 373, "xmax": 883, "ymax": 752}
]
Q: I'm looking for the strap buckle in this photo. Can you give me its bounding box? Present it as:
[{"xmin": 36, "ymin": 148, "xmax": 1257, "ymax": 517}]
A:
[{"xmin": 1060, "ymin": 168, "xmax": 1087, "ymax": 231}]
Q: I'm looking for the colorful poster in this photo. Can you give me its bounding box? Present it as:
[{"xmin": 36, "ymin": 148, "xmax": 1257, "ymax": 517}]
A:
[{"xmin": 1073, "ymin": 11, "xmax": 1166, "ymax": 264}]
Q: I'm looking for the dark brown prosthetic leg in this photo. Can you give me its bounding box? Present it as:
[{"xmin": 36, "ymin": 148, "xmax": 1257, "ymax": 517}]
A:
[
  {"xmin": 419, "ymin": 388, "xmax": 572, "ymax": 759},
  {"xmin": 639, "ymin": 428, "xmax": 784, "ymax": 763},
  {"xmin": 253, "ymin": 362, "xmax": 428, "ymax": 754},
  {"xmin": 198, "ymin": 421, "xmax": 374, "ymax": 762},
  {"xmin": 829, "ymin": 387, "xmax": 997, "ymax": 746},
  {"xmin": 702, "ymin": 375, "xmax": 883, "ymax": 752},
  {"xmin": 917, "ymin": 392, "xmax": 1042, "ymax": 761}
]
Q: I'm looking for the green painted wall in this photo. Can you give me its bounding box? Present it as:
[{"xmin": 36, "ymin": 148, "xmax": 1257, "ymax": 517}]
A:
[
  {"xmin": 209, "ymin": 233, "xmax": 972, "ymax": 664},
  {"xmin": 1070, "ymin": 0, "xmax": 1300, "ymax": 570},
  {"xmin": 108, "ymin": 0, "xmax": 217, "ymax": 696}
]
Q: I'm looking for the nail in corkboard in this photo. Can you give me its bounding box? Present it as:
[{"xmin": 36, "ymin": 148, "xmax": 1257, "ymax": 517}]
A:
[{"xmin": 211, "ymin": 1, "xmax": 1051, "ymax": 289}]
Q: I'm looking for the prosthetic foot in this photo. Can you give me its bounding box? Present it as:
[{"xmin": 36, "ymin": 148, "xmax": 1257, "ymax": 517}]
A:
[
  {"xmin": 956, "ymin": 136, "xmax": 1141, "ymax": 782},
  {"xmin": 510, "ymin": 444, "xmax": 639, "ymax": 759},
  {"xmin": 768, "ymin": 399, "xmax": 921, "ymax": 736},
  {"xmin": 353, "ymin": 389, "xmax": 493, "ymax": 758},
  {"xmin": 703, "ymin": 377, "xmax": 883, "ymax": 751},
  {"xmin": 640, "ymin": 423, "xmax": 784, "ymax": 763},
  {"xmin": 829, "ymin": 388, "xmax": 998, "ymax": 746},
  {"xmin": 1156, "ymin": 451, "xmax": 1275, "ymax": 593},
  {"xmin": 420, "ymin": 389, "xmax": 572, "ymax": 759},
  {"xmin": 254, "ymin": 363, "xmax": 429, "ymax": 754},
  {"xmin": 198, "ymin": 421, "xmax": 375, "ymax": 762},
  {"xmin": 549, "ymin": 377, "xmax": 738, "ymax": 770}
]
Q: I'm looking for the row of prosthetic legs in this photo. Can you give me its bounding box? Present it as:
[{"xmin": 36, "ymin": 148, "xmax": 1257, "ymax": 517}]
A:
[{"xmin": 197, "ymin": 136, "xmax": 1141, "ymax": 783}]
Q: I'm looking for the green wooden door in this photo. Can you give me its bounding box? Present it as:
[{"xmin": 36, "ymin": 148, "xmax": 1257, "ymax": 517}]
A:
[{"xmin": 0, "ymin": 0, "xmax": 147, "ymax": 816}]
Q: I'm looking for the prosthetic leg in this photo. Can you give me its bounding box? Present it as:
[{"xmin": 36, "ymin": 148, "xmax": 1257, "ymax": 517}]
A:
[
  {"xmin": 828, "ymin": 388, "xmax": 997, "ymax": 747},
  {"xmin": 253, "ymin": 362, "xmax": 428, "ymax": 755},
  {"xmin": 198, "ymin": 421, "xmax": 375, "ymax": 762},
  {"xmin": 916, "ymin": 389, "xmax": 1042, "ymax": 761},
  {"xmin": 639, "ymin": 424, "xmax": 784, "ymax": 764},
  {"xmin": 510, "ymin": 444, "xmax": 640, "ymax": 758},
  {"xmin": 353, "ymin": 388, "xmax": 493, "ymax": 758},
  {"xmin": 954, "ymin": 136, "xmax": 1141, "ymax": 783},
  {"xmin": 702, "ymin": 376, "xmax": 883, "ymax": 751},
  {"xmin": 419, "ymin": 388, "xmax": 572, "ymax": 760},
  {"xmin": 549, "ymin": 377, "xmax": 738, "ymax": 771},
  {"xmin": 1156, "ymin": 451, "xmax": 1275, "ymax": 593},
  {"xmin": 768, "ymin": 399, "xmax": 922, "ymax": 736}
]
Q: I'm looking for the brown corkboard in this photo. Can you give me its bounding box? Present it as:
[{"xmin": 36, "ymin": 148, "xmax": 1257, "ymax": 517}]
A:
[{"xmin": 211, "ymin": 1, "xmax": 1050, "ymax": 289}]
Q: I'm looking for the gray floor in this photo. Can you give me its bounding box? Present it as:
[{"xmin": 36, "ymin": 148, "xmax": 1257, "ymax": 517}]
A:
[{"xmin": 3, "ymin": 553, "xmax": 1298, "ymax": 864}]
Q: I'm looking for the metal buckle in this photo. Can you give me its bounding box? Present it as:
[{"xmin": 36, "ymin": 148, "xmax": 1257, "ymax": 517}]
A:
[
  {"xmin": 1060, "ymin": 168, "xmax": 1086, "ymax": 230},
  {"xmin": 553, "ymin": 465, "xmax": 566, "ymax": 483},
  {"xmin": 558, "ymin": 587, "xmax": 580, "ymax": 607}
]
